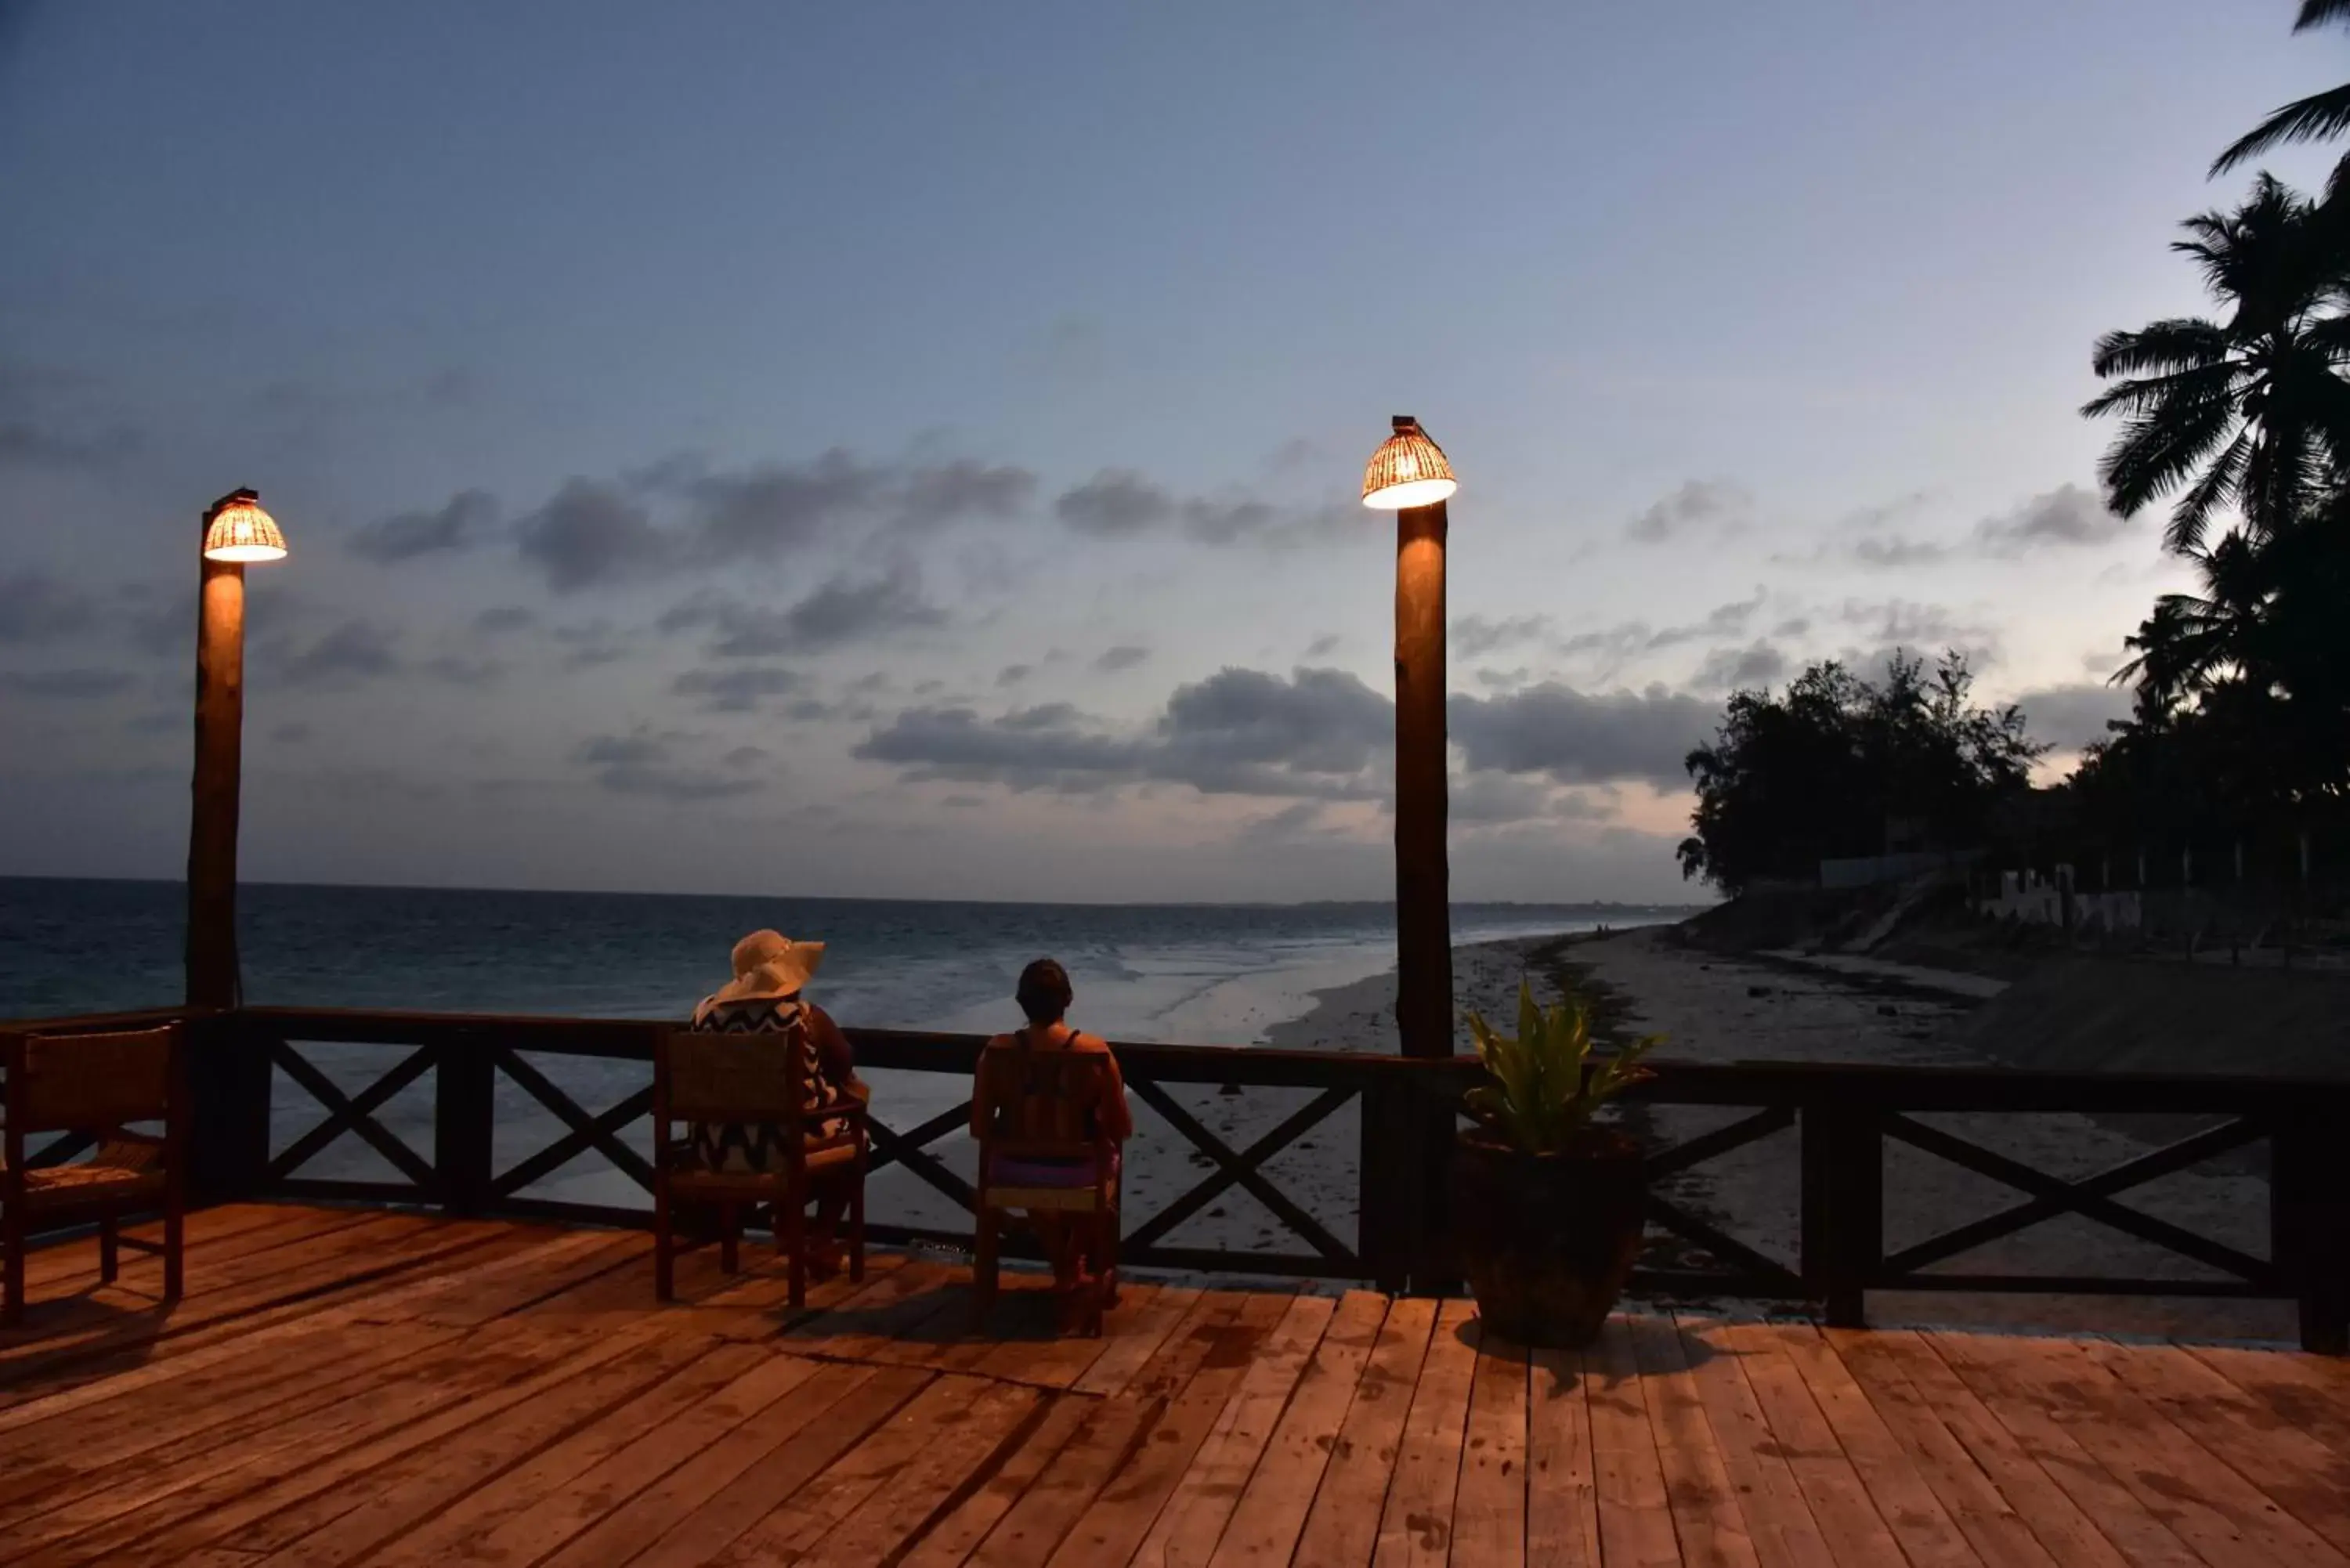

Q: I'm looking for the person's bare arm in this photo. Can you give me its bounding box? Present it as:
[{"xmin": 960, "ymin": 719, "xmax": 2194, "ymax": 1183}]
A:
[
  {"xmin": 1086, "ymin": 1037, "xmax": 1135, "ymax": 1142},
  {"xmin": 808, "ymin": 1006, "xmax": 867, "ymax": 1099}
]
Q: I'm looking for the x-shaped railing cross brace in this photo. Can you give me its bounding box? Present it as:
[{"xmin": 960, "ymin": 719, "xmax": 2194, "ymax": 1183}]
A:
[
  {"xmin": 491, "ymin": 1046, "xmax": 660, "ymax": 1197},
  {"xmin": 1126, "ymin": 1081, "xmax": 1358, "ymax": 1263},
  {"xmin": 267, "ymin": 1039, "xmax": 439, "ymax": 1190}
]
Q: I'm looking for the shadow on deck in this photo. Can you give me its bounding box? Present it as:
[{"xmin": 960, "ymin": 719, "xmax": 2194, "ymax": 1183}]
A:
[{"xmin": 2, "ymin": 1203, "xmax": 2348, "ymax": 1566}]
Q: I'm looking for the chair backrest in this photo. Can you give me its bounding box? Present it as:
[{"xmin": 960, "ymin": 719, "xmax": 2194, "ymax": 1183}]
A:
[
  {"xmin": 659, "ymin": 1027, "xmax": 813, "ymax": 1126},
  {"xmin": 8, "ymin": 1027, "xmax": 177, "ymax": 1135},
  {"xmin": 976, "ymin": 1040, "xmax": 1115, "ymax": 1159}
]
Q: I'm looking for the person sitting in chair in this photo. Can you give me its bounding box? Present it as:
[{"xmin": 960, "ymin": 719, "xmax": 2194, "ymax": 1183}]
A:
[
  {"xmin": 971, "ymin": 958, "xmax": 1133, "ymax": 1302},
  {"xmin": 689, "ymin": 928, "xmax": 867, "ymax": 1275}
]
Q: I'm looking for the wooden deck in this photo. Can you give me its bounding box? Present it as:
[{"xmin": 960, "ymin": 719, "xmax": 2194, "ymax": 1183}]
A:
[{"xmin": 3, "ymin": 1206, "xmax": 2349, "ymax": 1566}]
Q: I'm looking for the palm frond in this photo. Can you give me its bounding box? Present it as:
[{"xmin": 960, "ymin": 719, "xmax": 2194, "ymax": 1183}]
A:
[
  {"xmin": 2213, "ymin": 82, "xmax": 2350, "ymax": 175},
  {"xmin": 2298, "ymin": 1, "xmax": 2350, "ymax": 34},
  {"xmin": 2088, "ymin": 320, "xmax": 2229, "ymax": 380}
]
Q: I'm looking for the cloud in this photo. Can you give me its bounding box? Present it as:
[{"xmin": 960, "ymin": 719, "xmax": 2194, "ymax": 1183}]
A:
[
  {"xmin": 661, "ymin": 563, "xmax": 945, "ymax": 656},
  {"xmin": 421, "ymin": 654, "xmax": 504, "ymax": 687},
  {"xmin": 0, "ymin": 573, "xmax": 93, "ymax": 644},
  {"xmin": 517, "ymin": 479, "xmax": 667, "ymax": 592},
  {"xmin": 1094, "ymin": 645, "xmax": 1151, "ymax": 673},
  {"xmin": 473, "ymin": 605, "xmax": 537, "ymax": 635},
  {"xmin": 1050, "ymin": 471, "xmax": 1350, "ymax": 548},
  {"xmin": 1448, "ymin": 683, "xmax": 1713, "ymax": 788},
  {"xmin": 1972, "ymin": 484, "xmax": 2130, "ymax": 555},
  {"xmin": 273, "ymin": 721, "xmax": 313, "ymax": 743},
  {"xmin": 1452, "ymin": 614, "xmax": 1550, "ymax": 659},
  {"xmin": 348, "ymin": 489, "xmax": 500, "ymax": 562},
  {"xmin": 997, "ymin": 663, "xmax": 1033, "ymax": 687},
  {"xmin": 1056, "ymin": 470, "xmax": 1173, "ymax": 538},
  {"xmin": 688, "ymin": 450, "xmax": 1032, "ymax": 559},
  {"xmin": 0, "ymin": 667, "xmax": 133, "ymax": 698},
  {"xmin": 574, "ymin": 729, "xmax": 764, "ymax": 800},
  {"xmin": 1833, "ymin": 483, "xmax": 2131, "ymax": 569},
  {"xmin": 277, "ymin": 620, "xmax": 403, "ymax": 685},
  {"xmin": 1627, "ymin": 479, "xmax": 1750, "ymax": 544},
  {"xmin": 1303, "ymin": 633, "xmax": 1341, "ymax": 659},
  {"xmin": 2013, "ymin": 681, "xmax": 2133, "ymax": 750},
  {"xmin": 671, "ymin": 665, "xmax": 804, "ymax": 713},
  {"xmin": 859, "ymin": 664, "xmax": 1705, "ymax": 815},
  {"xmin": 1691, "ymin": 641, "xmax": 1788, "ymax": 691},
  {"xmin": 551, "ymin": 620, "xmax": 633, "ymax": 669}
]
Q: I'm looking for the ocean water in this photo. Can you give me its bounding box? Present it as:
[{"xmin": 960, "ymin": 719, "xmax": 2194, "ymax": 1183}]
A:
[
  {"xmin": 0, "ymin": 876, "xmax": 1690, "ymax": 1042},
  {"xmin": 1, "ymin": 876, "xmax": 1694, "ymax": 1225}
]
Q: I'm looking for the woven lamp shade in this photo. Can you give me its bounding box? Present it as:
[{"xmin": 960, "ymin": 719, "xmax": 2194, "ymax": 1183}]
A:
[
  {"xmin": 1361, "ymin": 417, "xmax": 1457, "ymax": 511},
  {"xmin": 202, "ymin": 493, "xmax": 287, "ymax": 563}
]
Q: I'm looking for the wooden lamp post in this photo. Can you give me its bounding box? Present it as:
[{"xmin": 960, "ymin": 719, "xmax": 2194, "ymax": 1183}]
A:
[
  {"xmin": 1361, "ymin": 417, "xmax": 1458, "ymax": 1061},
  {"xmin": 186, "ymin": 489, "xmax": 287, "ymax": 1009}
]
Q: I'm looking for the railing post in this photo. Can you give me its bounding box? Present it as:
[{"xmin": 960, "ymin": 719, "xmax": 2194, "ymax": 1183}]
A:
[
  {"xmin": 187, "ymin": 1010, "xmax": 273, "ymax": 1204},
  {"xmin": 1802, "ymin": 1100, "xmax": 1880, "ymax": 1329},
  {"xmin": 436, "ymin": 1035, "xmax": 496, "ymax": 1216},
  {"xmin": 1360, "ymin": 1078, "xmax": 1412, "ymax": 1295},
  {"xmin": 2273, "ymin": 1097, "xmax": 2349, "ymax": 1355}
]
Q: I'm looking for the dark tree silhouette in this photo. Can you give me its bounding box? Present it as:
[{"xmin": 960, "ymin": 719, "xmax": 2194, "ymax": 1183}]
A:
[{"xmin": 1678, "ymin": 653, "xmax": 2041, "ymax": 894}]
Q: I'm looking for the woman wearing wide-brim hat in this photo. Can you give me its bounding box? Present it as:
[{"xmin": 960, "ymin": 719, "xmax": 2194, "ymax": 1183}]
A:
[{"xmin": 688, "ymin": 929, "xmax": 869, "ymax": 1276}]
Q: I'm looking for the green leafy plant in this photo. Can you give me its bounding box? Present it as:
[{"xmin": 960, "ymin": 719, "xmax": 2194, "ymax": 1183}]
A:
[{"xmin": 1463, "ymin": 978, "xmax": 1661, "ymax": 1155}]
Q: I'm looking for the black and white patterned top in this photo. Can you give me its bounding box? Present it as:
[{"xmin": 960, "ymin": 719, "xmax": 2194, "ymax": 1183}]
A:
[{"xmin": 684, "ymin": 994, "xmax": 852, "ymax": 1174}]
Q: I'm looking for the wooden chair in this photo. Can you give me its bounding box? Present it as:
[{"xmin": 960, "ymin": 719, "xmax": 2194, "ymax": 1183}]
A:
[
  {"xmin": 653, "ymin": 1027, "xmax": 866, "ymax": 1309},
  {"xmin": 2, "ymin": 1025, "xmax": 186, "ymax": 1328},
  {"xmin": 972, "ymin": 1046, "xmax": 1120, "ymax": 1336}
]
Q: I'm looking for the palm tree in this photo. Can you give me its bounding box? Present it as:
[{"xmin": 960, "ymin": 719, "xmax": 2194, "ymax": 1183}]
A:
[
  {"xmin": 2213, "ymin": 2, "xmax": 2350, "ymax": 184},
  {"xmin": 2081, "ymin": 175, "xmax": 2350, "ymax": 554}
]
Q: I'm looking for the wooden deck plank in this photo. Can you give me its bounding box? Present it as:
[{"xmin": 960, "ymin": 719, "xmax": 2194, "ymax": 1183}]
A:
[
  {"xmin": 1132, "ymin": 1291, "xmax": 1337, "ymax": 1568},
  {"xmin": 1372, "ymin": 1296, "xmax": 1481, "ymax": 1568},
  {"xmin": 621, "ymin": 1361, "xmax": 936, "ymax": 1567},
  {"xmin": 1862, "ymin": 1328, "xmax": 2198, "ymax": 1568},
  {"xmin": 1623, "ymin": 1313, "xmax": 1756, "ymax": 1568},
  {"xmin": 353, "ymin": 1339, "xmax": 776, "ymax": 1567},
  {"xmin": 1206, "ymin": 1289, "xmax": 1390, "ymax": 1568},
  {"xmin": 216, "ymin": 1330, "xmax": 728, "ymax": 1565},
  {"xmin": 1585, "ymin": 1317, "xmax": 1693, "ymax": 1568},
  {"xmin": 897, "ymin": 1392, "xmax": 1096, "ymax": 1568},
  {"xmin": 456, "ymin": 1346, "xmax": 830, "ymax": 1567},
  {"xmin": 1927, "ymin": 1335, "xmax": 2294, "ymax": 1568},
  {"xmin": 13, "ymin": 1209, "xmax": 2350, "ymax": 1568},
  {"xmin": 1049, "ymin": 1288, "xmax": 1300, "ymax": 1567},
  {"xmin": 531, "ymin": 1360, "xmax": 895, "ymax": 1568},
  {"xmin": 15, "ymin": 1204, "xmax": 354, "ymax": 1292},
  {"xmin": 1, "ymin": 1321, "xmax": 610, "ymax": 1567},
  {"xmin": 2182, "ymin": 1340, "xmax": 2350, "ymax": 1461},
  {"xmin": 1449, "ymin": 1318, "xmax": 1528, "ymax": 1567},
  {"xmin": 718, "ymin": 1375, "xmax": 1042, "ymax": 1566},
  {"xmin": 1825, "ymin": 1328, "xmax": 2112, "ymax": 1568},
  {"xmin": 0, "ymin": 1317, "xmax": 468, "ymax": 1530},
  {"xmin": 2098, "ymin": 1337, "xmax": 2350, "ymax": 1555},
  {"xmin": 1526, "ymin": 1342, "xmax": 1602, "ymax": 1568},
  {"xmin": 1667, "ymin": 1317, "xmax": 1831, "ymax": 1568},
  {"xmin": 966, "ymin": 1292, "xmax": 1248, "ymax": 1566},
  {"xmin": 1759, "ymin": 1321, "xmax": 1997, "ymax": 1568},
  {"xmin": 1290, "ymin": 1292, "xmax": 1439, "ymax": 1568},
  {"xmin": 1713, "ymin": 1318, "xmax": 1924, "ymax": 1567},
  {"xmin": 1930, "ymin": 1328, "xmax": 2350, "ymax": 1568},
  {"xmin": 1073, "ymin": 1284, "xmax": 1206, "ymax": 1398}
]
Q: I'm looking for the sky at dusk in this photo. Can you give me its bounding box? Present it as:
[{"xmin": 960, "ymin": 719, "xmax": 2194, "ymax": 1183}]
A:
[{"xmin": 2, "ymin": 2, "xmax": 2341, "ymax": 903}]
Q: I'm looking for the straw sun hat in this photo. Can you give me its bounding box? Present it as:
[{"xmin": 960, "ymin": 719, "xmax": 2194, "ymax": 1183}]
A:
[{"xmin": 694, "ymin": 929, "xmax": 826, "ymax": 1021}]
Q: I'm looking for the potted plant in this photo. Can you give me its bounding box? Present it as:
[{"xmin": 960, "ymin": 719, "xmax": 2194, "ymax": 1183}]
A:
[{"xmin": 1454, "ymin": 978, "xmax": 1660, "ymax": 1348}]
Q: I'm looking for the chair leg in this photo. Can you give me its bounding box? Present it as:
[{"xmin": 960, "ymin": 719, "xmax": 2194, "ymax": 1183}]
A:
[
  {"xmin": 655, "ymin": 1190, "xmax": 675, "ymax": 1302},
  {"xmin": 2, "ymin": 1212, "xmax": 21, "ymax": 1329},
  {"xmin": 720, "ymin": 1203, "xmax": 740, "ymax": 1275},
  {"xmin": 785, "ymin": 1170, "xmax": 807, "ymax": 1311},
  {"xmin": 972, "ymin": 1208, "xmax": 999, "ymax": 1330},
  {"xmin": 849, "ymin": 1151, "xmax": 866, "ymax": 1285},
  {"xmin": 99, "ymin": 1216, "xmax": 118, "ymax": 1285},
  {"xmin": 163, "ymin": 1205, "xmax": 183, "ymax": 1304}
]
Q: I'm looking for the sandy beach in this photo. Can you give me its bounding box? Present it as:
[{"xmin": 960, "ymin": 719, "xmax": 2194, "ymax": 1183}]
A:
[{"xmin": 1237, "ymin": 921, "xmax": 2288, "ymax": 1342}]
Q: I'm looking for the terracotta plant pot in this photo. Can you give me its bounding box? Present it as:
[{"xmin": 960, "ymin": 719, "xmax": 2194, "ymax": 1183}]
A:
[{"xmin": 1451, "ymin": 1127, "xmax": 1646, "ymax": 1349}]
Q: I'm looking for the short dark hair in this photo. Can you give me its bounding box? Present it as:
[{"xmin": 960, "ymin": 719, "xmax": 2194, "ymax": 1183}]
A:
[{"xmin": 1015, "ymin": 957, "xmax": 1073, "ymax": 1024}]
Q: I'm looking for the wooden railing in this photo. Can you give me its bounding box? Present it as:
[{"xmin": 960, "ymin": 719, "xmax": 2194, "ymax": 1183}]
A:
[{"xmin": 7, "ymin": 1003, "xmax": 2348, "ymax": 1351}]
